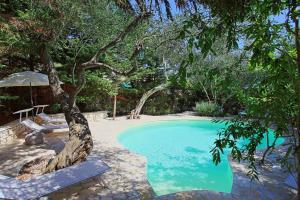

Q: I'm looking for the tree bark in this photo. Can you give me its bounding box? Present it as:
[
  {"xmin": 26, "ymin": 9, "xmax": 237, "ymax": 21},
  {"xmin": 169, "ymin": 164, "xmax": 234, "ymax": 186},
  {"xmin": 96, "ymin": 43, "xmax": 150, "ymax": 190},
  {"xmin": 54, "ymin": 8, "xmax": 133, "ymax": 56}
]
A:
[
  {"xmin": 40, "ymin": 46, "xmax": 93, "ymax": 173},
  {"xmin": 130, "ymin": 82, "xmax": 170, "ymax": 119}
]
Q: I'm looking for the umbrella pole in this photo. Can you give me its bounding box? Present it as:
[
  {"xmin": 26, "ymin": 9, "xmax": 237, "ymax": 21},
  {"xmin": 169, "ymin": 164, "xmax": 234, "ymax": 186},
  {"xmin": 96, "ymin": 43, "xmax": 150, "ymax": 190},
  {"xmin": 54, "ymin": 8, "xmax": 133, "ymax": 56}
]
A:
[{"xmin": 30, "ymin": 82, "xmax": 35, "ymax": 120}]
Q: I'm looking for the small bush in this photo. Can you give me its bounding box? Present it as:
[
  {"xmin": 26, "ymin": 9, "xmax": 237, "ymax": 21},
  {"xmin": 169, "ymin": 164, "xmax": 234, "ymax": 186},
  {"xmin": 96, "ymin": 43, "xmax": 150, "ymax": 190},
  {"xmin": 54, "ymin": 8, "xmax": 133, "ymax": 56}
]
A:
[
  {"xmin": 194, "ymin": 101, "xmax": 222, "ymax": 116},
  {"xmin": 50, "ymin": 103, "xmax": 61, "ymax": 113}
]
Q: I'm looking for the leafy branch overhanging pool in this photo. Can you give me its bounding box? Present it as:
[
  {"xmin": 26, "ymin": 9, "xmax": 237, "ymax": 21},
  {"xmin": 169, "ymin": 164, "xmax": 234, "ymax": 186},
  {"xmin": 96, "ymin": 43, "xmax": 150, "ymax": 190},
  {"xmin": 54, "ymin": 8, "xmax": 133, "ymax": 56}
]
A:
[{"xmin": 117, "ymin": 120, "xmax": 284, "ymax": 196}]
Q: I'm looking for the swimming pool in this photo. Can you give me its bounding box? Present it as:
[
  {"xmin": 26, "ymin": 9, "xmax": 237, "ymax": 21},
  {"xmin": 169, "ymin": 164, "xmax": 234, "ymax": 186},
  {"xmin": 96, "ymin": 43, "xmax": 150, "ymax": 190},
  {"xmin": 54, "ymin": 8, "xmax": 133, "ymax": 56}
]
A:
[{"xmin": 118, "ymin": 120, "xmax": 284, "ymax": 196}]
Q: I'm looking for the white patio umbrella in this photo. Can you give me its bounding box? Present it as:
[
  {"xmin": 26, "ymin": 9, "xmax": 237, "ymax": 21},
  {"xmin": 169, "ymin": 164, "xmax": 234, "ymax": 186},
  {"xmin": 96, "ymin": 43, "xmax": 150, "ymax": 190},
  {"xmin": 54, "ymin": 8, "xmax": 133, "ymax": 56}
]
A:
[
  {"xmin": 0, "ymin": 71, "xmax": 50, "ymax": 87},
  {"xmin": 0, "ymin": 71, "xmax": 61, "ymax": 112}
]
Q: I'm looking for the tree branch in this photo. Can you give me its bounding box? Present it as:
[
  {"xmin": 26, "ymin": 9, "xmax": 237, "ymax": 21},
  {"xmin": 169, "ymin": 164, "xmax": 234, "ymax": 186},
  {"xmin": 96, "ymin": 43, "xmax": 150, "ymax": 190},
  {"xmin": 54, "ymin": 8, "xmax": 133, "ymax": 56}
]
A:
[
  {"xmin": 135, "ymin": 0, "xmax": 146, "ymax": 12},
  {"xmin": 71, "ymin": 12, "xmax": 150, "ymax": 106},
  {"xmin": 260, "ymin": 136, "xmax": 278, "ymax": 164},
  {"xmin": 285, "ymin": 5, "xmax": 296, "ymax": 35},
  {"xmin": 86, "ymin": 62, "xmax": 137, "ymax": 75},
  {"xmin": 70, "ymin": 61, "xmax": 138, "ymax": 106},
  {"xmin": 69, "ymin": 66, "xmax": 85, "ymax": 107},
  {"xmin": 82, "ymin": 12, "xmax": 151, "ymax": 66}
]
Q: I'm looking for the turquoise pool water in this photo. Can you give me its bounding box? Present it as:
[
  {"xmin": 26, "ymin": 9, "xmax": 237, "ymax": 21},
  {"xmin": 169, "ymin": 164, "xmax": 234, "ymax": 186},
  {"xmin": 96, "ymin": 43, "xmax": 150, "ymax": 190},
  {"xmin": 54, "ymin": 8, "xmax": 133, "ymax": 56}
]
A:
[{"xmin": 118, "ymin": 120, "xmax": 284, "ymax": 196}]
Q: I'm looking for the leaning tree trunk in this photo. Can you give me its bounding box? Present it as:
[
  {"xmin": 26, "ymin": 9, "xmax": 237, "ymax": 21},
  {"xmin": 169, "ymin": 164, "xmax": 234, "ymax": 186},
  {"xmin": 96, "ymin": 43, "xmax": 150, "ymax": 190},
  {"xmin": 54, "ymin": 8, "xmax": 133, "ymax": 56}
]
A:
[
  {"xmin": 41, "ymin": 46, "xmax": 93, "ymax": 173},
  {"xmin": 130, "ymin": 82, "xmax": 170, "ymax": 119}
]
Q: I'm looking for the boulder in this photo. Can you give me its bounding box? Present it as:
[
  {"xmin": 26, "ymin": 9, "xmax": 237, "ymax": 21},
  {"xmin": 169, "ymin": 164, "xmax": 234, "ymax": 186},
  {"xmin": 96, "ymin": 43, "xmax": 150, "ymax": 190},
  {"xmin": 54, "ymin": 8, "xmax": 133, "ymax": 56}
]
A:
[{"xmin": 25, "ymin": 131, "xmax": 44, "ymax": 145}]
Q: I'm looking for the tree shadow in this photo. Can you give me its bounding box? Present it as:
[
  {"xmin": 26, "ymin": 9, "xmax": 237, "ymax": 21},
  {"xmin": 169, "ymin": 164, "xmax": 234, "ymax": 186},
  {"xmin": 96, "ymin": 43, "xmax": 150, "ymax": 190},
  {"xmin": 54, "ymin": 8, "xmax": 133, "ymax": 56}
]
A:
[
  {"xmin": 229, "ymin": 144, "xmax": 297, "ymax": 200},
  {"xmin": 0, "ymin": 155, "xmax": 109, "ymax": 199},
  {"xmin": 0, "ymin": 131, "xmax": 68, "ymax": 177},
  {"xmin": 47, "ymin": 140, "xmax": 155, "ymax": 199}
]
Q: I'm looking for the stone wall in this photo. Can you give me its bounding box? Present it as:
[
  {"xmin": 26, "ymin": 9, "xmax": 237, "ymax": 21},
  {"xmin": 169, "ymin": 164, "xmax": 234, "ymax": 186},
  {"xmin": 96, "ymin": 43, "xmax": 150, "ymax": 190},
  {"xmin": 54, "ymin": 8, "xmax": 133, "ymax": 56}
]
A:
[
  {"xmin": 0, "ymin": 121, "xmax": 27, "ymax": 144},
  {"xmin": 83, "ymin": 111, "xmax": 108, "ymax": 122},
  {"xmin": 47, "ymin": 111, "xmax": 108, "ymax": 122}
]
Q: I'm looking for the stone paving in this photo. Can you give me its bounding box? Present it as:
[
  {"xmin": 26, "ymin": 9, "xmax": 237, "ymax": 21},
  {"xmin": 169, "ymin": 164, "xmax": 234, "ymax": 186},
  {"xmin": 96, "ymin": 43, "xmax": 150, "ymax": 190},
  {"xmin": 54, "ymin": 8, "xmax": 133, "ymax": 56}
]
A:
[
  {"xmin": 0, "ymin": 113, "xmax": 298, "ymax": 199},
  {"xmin": 155, "ymin": 157, "xmax": 297, "ymax": 200},
  {"xmin": 0, "ymin": 132, "xmax": 67, "ymax": 176},
  {"xmin": 47, "ymin": 140, "xmax": 155, "ymax": 200}
]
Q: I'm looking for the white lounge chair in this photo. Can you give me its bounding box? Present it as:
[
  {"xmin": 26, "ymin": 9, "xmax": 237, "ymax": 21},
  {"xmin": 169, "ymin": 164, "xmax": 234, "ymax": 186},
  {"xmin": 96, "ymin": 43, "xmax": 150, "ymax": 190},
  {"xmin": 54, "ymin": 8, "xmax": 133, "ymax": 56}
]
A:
[
  {"xmin": 13, "ymin": 108, "xmax": 68, "ymax": 133},
  {"xmin": 34, "ymin": 105, "xmax": 66, "ymax": 124},
  {"xmin": 0, "ymin": 156, "xmax": 109, "ymax": 200},
  {"xmin": 13, "ymin": 108, "xmax": 34, "ymax": 122},
  {"xmin": 37, "ymin": 112, "xmax": 66, "ymax": 124},
  {"xmin": 33, "ymin": 104, "xmax": 48, "ymax": 115},
  {"xmin": 21, "ymin": 119, "xmax": 68, "ymax": 133}
]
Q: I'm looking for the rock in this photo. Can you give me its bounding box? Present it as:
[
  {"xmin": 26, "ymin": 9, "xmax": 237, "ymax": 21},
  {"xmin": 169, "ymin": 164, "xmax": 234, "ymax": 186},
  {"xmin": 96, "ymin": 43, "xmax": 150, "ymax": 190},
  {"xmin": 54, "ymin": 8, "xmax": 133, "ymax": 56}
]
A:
[{"xmin": 25, "ymin": 131, "xmax": 44, "ymax": 145}]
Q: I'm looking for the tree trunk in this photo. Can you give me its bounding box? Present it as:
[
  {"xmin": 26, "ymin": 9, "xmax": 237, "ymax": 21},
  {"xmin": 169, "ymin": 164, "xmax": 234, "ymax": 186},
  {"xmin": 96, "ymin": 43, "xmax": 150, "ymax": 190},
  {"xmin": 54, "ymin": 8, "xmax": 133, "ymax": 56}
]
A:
[
  {"xmin": 40, "ymin": 46, "xmax": 93, "ymax": 174},
  {"xmin": 294, "ymin": 14, "xmax": 300, "ymax": 199},
  {"xmin": 199, "ymin": 80, "xmax": 211, "ymax": 103},
  {"xmin": 130, "ymin": 82, "xmax": 170, "ymax": 119},
  {"xmin": 19, "ymin": 13, "xmax": 149, "ymax": 175},
  {"xmin": 113, "ymin": 95, "xmax": 117, "ymax": 120}
]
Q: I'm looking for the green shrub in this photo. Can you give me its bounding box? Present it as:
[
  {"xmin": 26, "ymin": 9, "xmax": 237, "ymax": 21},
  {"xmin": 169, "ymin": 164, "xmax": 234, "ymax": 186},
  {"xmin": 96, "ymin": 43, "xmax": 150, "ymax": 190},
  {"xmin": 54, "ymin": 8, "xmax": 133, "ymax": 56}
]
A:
[
  {"xmin": 50, "ymin": 103, "xmax": 61, "ymax": 113},
  {"xmin": 194, "ymin": 101, "xmax": 222, "ymax": 116}
]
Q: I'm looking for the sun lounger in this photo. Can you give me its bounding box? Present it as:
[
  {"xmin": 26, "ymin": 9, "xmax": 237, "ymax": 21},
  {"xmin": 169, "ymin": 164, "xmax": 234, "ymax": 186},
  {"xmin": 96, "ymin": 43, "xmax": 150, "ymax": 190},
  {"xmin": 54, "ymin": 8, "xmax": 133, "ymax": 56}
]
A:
[
  {"xmin": 21, "ymin": 119, "xmax": 68, "ymax": 133},
  {"xmin": 37, "ymin": 112, "xmax": 66, "ymax": 124},
  {"xmin": 0, "ymin": 156, "xmax": 109, "ymax": 200},
  {"xmin": 34, "ymin": 105, "xmax": 66, "ymax": 124},
  {"xmin": 33, "ymin": 105, "xmax": 49, "ymax": 115},
  {"xmin": 13, "ymin": 108, "xmax": 34, "ymax": 122},
  {"xmin": 13, "ymin": 108, "xmax": 68, "ymax": 132}
]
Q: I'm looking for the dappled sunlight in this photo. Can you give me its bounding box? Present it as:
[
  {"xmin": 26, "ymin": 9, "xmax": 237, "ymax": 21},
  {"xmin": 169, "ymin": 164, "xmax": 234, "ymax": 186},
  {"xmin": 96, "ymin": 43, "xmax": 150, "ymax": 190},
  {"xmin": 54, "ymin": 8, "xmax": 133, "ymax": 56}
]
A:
[
  {"xmin": 229, "ymin": 144, "xmax": 296, "ymax": 200},
  {"xmin": 48, "ymin": 140, "xmax": 154, "ymax": 199},
  {"xmin": 0, "ymin": 131, "xmax": 69, "ymax": 177},
  {"xmin": 0, "ymin": 155, "xmax": 108, "ymax": 199}
]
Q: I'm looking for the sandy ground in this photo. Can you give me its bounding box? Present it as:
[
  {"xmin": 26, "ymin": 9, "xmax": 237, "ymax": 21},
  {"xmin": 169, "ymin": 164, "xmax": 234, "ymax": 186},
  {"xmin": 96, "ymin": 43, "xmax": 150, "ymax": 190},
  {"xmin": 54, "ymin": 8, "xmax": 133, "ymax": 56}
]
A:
[{"xmin": 89, "ymin": 112, "xmax": 213, "ymax": 147}]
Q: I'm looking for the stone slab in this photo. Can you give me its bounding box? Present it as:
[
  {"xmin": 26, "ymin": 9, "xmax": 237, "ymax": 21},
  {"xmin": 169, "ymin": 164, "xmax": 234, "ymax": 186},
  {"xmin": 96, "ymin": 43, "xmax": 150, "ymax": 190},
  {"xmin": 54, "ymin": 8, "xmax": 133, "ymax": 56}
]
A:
[{"xmin": 0, "ymin": 156, "xmax": 109, "ymax": 200}]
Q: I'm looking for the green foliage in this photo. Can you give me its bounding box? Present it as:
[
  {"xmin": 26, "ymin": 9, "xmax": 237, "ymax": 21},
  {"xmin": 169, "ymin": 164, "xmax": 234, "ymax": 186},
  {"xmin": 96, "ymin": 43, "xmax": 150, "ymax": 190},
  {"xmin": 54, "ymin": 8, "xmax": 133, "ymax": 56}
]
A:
[
  {"xmin": 194, "ymin": 101, "xmax": 221, "ymax": 117},
  {"xmin": 0, "ymin": 94, "xmax": 18, "ymax": 101},
  {"xmin": 77, "ymin": 70, "xmax": 116, "ymax": 106},
  {"xmin": 178, "ymin": 0, "xmax": 299, "ymax": 179},
  {"xmin": 127, "ymin": 68, "xmax": 156, "ymax": 82},
  {"xmin": 144, "ymin": 105, "xmax": 172, "ymax": 115},
  {"xmin": 143, "ymin": 94, "xmax": 172, "ymax": 115},
  {"xmin": 211, "ymin": 119, "xmax": 273, "ymax": 180},
  {"xmin": 49, "ymin": 1, "xmax": 138, "ymax": 67},
  {"xmin": 50, "ymin": 103, "xmax": 61, "ymax": 113},
  {"xmin": 187, "ymin": 38, "xmax": 245, "ymax": 108}
]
